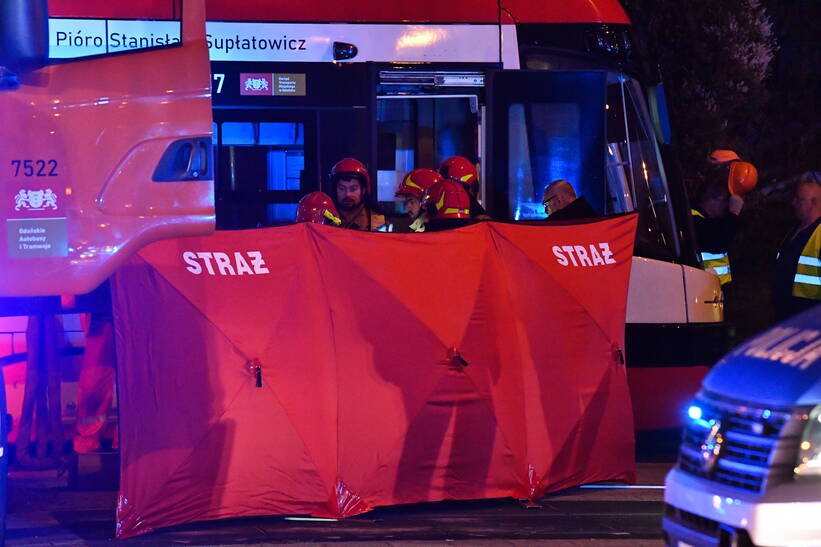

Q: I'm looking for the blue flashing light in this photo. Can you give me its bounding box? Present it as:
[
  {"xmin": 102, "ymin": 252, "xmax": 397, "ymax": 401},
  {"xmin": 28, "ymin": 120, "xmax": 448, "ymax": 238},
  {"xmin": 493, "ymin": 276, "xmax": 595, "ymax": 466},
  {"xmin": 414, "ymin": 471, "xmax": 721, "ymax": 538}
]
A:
[
  {"xmin": 688, "ymin": 405, "xmax": 703, "ymax": 421},
  {"xmin": 762, "ymin": 409, "xmax": 771, "ymax": 420}
]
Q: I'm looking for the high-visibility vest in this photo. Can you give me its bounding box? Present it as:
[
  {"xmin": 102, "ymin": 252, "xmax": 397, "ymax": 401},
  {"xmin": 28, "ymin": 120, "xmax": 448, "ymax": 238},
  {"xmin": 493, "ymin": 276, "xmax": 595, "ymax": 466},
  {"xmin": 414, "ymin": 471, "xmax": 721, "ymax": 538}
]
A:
[
  {"xmin": 793, "ymin": 223, "xmax": 821, "ymax": 300},
  {"xmin": 691, "ymin": 209, "xmax": 732, "ymax": 285}
]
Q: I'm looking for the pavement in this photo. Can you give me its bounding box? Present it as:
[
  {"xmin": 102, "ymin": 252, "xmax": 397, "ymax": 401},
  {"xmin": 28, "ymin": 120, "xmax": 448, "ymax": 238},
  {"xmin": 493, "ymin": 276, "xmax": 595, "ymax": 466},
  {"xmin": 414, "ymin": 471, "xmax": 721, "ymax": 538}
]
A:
[{"xmin": 6, "ymin": 462, "xmax": 672, "ymax": 546}]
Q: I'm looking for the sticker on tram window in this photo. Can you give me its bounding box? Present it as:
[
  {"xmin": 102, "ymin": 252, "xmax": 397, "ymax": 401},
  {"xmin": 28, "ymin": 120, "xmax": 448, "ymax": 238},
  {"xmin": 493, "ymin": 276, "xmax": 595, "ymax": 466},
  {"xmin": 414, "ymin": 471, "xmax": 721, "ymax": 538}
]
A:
[{"xmin": 240, "ymin": 73, "xmax": 306, "ymax": 96}]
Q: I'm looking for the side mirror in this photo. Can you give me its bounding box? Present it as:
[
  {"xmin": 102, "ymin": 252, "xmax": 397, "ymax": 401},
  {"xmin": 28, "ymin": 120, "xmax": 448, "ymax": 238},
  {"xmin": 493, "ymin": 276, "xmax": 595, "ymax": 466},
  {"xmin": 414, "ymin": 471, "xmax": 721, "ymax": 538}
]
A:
[{"xmin": 0, "ymin": 0, "xmax": 48, "ymax": 73}]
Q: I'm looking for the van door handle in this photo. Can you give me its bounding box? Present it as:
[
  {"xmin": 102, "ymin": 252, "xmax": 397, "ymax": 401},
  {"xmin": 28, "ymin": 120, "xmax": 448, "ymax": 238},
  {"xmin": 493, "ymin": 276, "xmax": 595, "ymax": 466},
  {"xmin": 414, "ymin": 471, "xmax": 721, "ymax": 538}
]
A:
[
  {"xmin": 183, "ymin": 140, "xmax": 209, "ymax": 180},
  {"xmin": 153, "ymin": 137, "xmax": 212, "ymax": 182}
]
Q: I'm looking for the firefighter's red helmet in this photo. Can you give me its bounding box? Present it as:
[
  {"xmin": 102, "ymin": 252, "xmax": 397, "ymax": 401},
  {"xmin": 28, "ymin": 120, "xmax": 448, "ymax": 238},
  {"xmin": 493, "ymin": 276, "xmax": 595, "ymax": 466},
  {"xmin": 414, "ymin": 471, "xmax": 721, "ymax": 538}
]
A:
[
  {"xmin": 422, "ymin": 180, "xmax": 471, "ymax": 220},
  {"xmin": 439, "ymin": 156, "xmax": 478, "ymax": 195},
  {"xmin": 296, "ymin": 192, "xmax": 342, "ymax": 225},
  {"xmin": 395, "ymin": 168, "xmax": 442, "ymax": 200},
  {"xmin": 329, "ymin": 158, "xmax": 371, "ymax": 195}
]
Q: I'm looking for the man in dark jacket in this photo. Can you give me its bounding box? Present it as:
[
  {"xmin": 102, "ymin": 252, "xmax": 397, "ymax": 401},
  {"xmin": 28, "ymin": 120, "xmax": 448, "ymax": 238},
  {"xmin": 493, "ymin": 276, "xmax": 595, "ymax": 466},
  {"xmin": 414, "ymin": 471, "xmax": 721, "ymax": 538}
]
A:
[
  {"xmin": 772, "ymin": 177, "xmax": 821, "ymax": 321},
  {"xmin": 691, "ymin": 172, "xmax": 743, "ymax": 287},
  {"xmin": 542, "ymin": 179, "xmax": 598, "ymax": 221}
]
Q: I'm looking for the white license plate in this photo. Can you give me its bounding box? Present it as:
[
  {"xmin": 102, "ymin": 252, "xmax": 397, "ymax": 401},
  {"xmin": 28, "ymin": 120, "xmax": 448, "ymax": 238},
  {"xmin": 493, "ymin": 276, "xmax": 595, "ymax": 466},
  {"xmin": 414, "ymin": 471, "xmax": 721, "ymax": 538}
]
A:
[{"xmin": 677, "ymin": 541, "xmax": 695, "ymax": 547}]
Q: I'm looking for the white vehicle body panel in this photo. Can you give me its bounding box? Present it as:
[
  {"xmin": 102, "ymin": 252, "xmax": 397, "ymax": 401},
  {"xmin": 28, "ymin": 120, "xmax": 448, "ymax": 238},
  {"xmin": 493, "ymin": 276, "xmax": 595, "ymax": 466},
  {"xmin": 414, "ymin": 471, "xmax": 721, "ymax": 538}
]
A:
[
  {"xmin": 683, "ymin": 263, "xmax": 723, "ymax": 323},
  {"xmin": 626, "ymin": 256, "xmax": 687, "ymax": 323},
  {"xmin": 626, "ymin": 257, "xmax": 722, "ymax": 325},
  {"xmin": 665, "ymin": 467, "xmax": 821, "ymax": 547}
]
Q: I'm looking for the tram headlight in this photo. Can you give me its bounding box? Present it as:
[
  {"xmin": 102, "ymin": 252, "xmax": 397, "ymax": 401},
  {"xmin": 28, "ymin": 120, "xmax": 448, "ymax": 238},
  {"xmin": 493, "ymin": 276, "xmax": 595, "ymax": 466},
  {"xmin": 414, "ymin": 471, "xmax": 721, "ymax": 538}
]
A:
[
  {"xmin": 596, "ymin": 30, "xmax": 621, "ymax": 54},
  {"xmin": 794, "ymin": 405, "xmax": 821, "ymax": 478},
  {"xmin": 333, "ymin": 41, "xmax": 358, "ymax": 61},
  {"xmin": 588, "ymin": 26, "xmax": 631, "ymax": 58}
]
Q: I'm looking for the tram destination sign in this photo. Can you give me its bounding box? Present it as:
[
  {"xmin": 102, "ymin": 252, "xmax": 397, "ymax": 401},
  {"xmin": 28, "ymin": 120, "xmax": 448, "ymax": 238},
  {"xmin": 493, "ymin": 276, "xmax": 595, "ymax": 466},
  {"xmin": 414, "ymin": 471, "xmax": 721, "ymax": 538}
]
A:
[{"xmin": 48, "ymin": 19, "xmax": 518, "ymax": 67}]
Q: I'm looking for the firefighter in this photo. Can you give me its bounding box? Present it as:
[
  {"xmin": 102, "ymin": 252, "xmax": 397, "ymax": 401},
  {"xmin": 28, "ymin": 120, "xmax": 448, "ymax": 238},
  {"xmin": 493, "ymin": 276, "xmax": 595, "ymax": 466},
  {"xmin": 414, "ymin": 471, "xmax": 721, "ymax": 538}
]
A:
[
  {"xmin": 295, "ymin": 191, "xmax": 342, "ymax": 226},
  {"xmin": 328, "ymin": 158, "xmax": 387, "ymax": 231},
  {"xmin": 772, "ymin": 176, "xmax": 821, "ymax": 321},
  {"xmin": 394, "ymin": 168, "xmax": 441, "ymax": 233},
  {"xmin": 421, "ymin": 179, "xmax": 472, "ymax": 232},
  {"xmin": 542, "ymin": 179, "xmax": 599, "ymax": 220},
  {"xmin": 439, "ymin": 156, "xmax": 490, "ymax": 219}
]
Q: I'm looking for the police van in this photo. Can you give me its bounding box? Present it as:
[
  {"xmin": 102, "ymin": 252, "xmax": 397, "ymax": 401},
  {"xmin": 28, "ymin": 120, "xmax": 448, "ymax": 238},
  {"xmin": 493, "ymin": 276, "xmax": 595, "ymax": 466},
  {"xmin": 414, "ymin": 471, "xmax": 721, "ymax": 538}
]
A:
[{"xmin": 663, "ymin": 305, "xmax": 821, "ymax": 547}]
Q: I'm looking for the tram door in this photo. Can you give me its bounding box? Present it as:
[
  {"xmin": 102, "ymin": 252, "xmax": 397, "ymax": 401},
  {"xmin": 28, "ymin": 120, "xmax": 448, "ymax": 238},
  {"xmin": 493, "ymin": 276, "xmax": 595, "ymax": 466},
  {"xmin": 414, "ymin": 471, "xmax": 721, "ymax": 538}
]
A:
[{"xmin": 374, "ymin": 71, "xmax": 485, "ymax": 217}]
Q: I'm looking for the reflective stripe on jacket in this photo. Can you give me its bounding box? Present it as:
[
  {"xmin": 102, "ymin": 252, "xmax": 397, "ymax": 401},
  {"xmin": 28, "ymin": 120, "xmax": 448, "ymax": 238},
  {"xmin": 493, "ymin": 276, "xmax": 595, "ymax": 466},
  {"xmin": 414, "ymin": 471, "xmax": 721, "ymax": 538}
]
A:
[
  {"xmin": 793, "ymin": 223, "xmax": 821, "ymax": 299},
  {"xmin": 692, "ymin": 209, "xmax": 732, "ymax": 285}
]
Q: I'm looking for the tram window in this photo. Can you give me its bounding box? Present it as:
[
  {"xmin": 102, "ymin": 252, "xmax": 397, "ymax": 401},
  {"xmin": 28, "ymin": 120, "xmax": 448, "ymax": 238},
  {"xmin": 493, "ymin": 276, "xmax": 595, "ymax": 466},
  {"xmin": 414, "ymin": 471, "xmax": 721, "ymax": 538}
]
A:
[
  {"xmin": 216, "ymin": 121, "xmax": 306, "ymax": 228},
  {"xmin": 375, "ymin": 97, "xmax": 478, "ymax": 210},
  {"xmin": 524, "ymin": 51, "xmax": 607, "ymax": 72},
  {"xmin": 221, "ymin": 122, "xmax": 304, "ymax": 147},
  {"xmin": 378, "ymin": 133, "xmax": 398, "ymax": 171},
  {"xmin": 507, "ymin": 102, "xmax": 604, "ymax": 220},
  {"xmin": 318, "ymin": 109, "xmax": 371, "ymax": 192},
  {"xmin": 606, "ymin": 79, "xmax": 679, "ymax": 260},
  {"xmin": 267, "ymin": 203, "xmax": 298, "ymax": 222}
]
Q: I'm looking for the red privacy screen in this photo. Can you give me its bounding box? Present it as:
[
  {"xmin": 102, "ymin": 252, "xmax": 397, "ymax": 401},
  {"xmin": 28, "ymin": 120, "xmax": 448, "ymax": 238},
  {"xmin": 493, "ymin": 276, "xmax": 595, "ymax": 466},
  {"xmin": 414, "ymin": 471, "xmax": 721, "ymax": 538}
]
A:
[{"xmin": 111, "ymin": 216, "xmax": 637, "ymax": 538}]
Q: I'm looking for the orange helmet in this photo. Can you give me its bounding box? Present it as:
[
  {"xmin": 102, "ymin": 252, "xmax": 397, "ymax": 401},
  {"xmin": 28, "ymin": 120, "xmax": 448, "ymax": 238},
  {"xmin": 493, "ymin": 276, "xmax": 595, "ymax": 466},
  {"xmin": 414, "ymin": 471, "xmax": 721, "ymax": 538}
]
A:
[
  {"xmin": 439, "ymin": 156, "xmax": 478, "ymax": 195},
  {"xmin": 422, "ymin": 180, "xmax": 471, "ymax": 220},
  {"xmin": 728, "ymin": 161, "xmax": 758, "ymax": 196},
  {"xmin": 708, "ymin": 149, "xmax": 740, "ymax": 165},
  {"xmin": 329, "ymin": 158, "xmax": 371, "ymax": 196},
  {"xmin": 395, "ymin": 168, "xmax": 442, "ymax": 200},
  {"xmin": 296, "ymin": 192, "xmax": 342, "ymax": 225}
]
